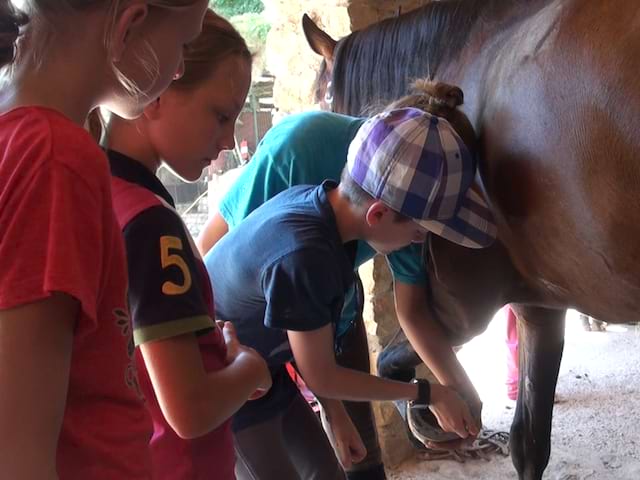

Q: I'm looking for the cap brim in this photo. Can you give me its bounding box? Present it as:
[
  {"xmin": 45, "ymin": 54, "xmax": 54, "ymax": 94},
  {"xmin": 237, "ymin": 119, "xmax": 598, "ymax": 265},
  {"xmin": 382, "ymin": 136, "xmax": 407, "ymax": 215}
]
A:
[{"xmin": 415, "ymin": 187, "xmax": 497, "ymax": 248}]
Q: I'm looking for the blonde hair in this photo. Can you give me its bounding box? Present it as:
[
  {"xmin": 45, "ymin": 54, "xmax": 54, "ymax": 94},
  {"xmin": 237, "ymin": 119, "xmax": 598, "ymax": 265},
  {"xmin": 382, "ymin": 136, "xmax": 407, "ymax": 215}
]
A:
[
  {"xmin": 172, "ymin": 9, "xmax": 251, "ymax": 91},
  {"xmin": 89, "ymin": 9, "xmax": 252, "ymax": 141},
  {"xmin": 0, "ymin": 0, "xmax": 201, "ymax": 93}
]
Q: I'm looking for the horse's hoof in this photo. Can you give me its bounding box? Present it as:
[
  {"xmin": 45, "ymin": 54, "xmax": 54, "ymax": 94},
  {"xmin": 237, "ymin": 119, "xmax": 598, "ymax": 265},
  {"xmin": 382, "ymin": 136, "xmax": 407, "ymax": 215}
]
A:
[{"xmin": 406, "ymin": 402, "xmax": 460, "ymax": 443}]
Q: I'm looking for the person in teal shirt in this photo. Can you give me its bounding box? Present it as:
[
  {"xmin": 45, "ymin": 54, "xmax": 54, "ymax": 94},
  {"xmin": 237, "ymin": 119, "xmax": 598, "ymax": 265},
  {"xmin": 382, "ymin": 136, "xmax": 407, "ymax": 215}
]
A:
[{"xmin": 199, "ymin": 108, "xmax": 482, "ymax": 480}]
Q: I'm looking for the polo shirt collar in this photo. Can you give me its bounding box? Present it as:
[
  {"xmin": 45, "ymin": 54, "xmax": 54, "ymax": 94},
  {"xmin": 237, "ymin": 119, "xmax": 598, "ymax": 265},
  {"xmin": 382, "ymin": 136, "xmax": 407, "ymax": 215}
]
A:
[{"xmin": 108, "ymin": 149, "xmax": 175, "ymax": 208}]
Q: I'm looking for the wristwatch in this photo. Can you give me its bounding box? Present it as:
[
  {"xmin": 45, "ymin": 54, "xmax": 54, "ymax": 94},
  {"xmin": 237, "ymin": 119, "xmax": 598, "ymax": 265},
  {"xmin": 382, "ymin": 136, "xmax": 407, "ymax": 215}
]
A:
[{"xmin": 410, "ymin": 378, "xmax": 431, "ymax": 406}]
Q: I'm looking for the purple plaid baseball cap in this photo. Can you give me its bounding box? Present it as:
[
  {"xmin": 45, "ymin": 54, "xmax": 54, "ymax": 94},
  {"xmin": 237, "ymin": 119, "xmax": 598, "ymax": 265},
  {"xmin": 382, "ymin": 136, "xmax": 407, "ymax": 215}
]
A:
[{"xmin": 346, "ymin": 107, "xmax": 496, "ymax": 248}]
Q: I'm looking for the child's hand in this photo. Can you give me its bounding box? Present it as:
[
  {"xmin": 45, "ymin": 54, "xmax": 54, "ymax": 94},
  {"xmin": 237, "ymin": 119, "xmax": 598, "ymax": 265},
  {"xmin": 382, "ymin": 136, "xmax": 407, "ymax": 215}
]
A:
[
  {"xmin": 321, "ymin": 405, "xmax": 367, "ymax": 469},
  {"xmin": 219, "ymin": 320, "xmax": 241, "ymax": 362},
  {"xmin": 428, "ymin": 384, "xmax": 480, "ymax": 439},
  {"xmin": 220, "ymin": 321, "xmax": 272, "ymax": 398}
]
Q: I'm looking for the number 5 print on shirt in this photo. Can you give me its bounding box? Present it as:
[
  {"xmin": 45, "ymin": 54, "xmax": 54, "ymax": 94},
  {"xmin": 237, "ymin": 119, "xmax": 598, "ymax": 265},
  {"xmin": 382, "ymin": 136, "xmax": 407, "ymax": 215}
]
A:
[{"xmin": 160, "ymin": 236, "xmax": 193, "ymax": 295}]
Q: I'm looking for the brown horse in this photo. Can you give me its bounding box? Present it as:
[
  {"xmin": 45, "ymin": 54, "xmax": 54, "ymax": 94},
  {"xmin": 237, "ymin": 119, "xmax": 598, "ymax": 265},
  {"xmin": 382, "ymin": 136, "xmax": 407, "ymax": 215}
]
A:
[{"xmin": 303, "ymin": 1, "xmax": 640, "ymax": 479}]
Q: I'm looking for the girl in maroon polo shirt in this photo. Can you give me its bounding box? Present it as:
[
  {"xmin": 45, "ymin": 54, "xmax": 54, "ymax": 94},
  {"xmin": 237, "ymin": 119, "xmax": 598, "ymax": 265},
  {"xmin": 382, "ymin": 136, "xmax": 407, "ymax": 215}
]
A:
[{"xmin": 105, "ymin": 10, "xmax": 271, "ymax": 479}]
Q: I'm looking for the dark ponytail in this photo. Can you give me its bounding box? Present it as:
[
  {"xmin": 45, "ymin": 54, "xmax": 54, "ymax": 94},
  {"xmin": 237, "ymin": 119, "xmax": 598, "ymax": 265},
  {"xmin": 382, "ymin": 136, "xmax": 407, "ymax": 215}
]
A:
[{"xmin": 0, "ymin": 1, "xmax": 28, "ymax": 69}]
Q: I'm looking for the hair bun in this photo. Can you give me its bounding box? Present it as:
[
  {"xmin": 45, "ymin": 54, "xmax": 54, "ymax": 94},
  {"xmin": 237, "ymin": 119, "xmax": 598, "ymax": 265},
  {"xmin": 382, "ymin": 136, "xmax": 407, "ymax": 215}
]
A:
[
  {"xmin": 0, "ymin": 2, "xmax": 28, "ymax": 66},
  {"xmin": 383, "ymin": 79, "xmax": 476, "ymax": 153},
  {"xmin": 412, "ymin": 79, "xmax": 464, "ymax": 109}
]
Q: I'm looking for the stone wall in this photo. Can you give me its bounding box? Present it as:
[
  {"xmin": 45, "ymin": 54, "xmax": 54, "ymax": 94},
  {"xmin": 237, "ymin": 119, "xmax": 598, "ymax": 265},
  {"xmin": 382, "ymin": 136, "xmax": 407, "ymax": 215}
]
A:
[
  {"xmin": 262, "ymin": 0, "xmax": 431, "ymax": 468},
  {"xmin": 348, "ymin": 0, "xmax": 431, "ymax": 29},
  {"xmin": 262, "ymin": 0, "xmax": 431, "ymax": 113},
  {"xmin": 262, "ymin": 1, "xmax": 351, "ymax": 114}
]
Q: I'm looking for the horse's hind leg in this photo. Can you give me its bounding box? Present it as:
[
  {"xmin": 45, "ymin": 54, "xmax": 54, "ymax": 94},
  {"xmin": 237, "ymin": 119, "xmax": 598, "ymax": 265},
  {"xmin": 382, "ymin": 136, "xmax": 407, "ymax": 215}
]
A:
[{"xmin": 510, "ymin": 306, "xmax": 565, "ymax": 480}]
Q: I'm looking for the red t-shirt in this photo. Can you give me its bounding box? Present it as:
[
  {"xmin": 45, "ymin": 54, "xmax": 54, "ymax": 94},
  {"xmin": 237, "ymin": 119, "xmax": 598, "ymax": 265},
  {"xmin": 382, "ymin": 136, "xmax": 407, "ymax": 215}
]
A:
[
  {"xmin": 0, "ymin": 108, "xmax": 152, "ymax": 478},
  {"xmin": 109, "ymin": 150, "xmax": 235, "ymax": 480}
]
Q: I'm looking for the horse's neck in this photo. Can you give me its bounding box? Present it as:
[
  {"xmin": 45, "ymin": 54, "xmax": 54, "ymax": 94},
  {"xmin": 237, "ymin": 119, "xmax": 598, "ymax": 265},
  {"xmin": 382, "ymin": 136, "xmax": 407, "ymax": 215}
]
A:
[{"xmin": 438, "ymin": 0, "xmax": 561, "ymax": 127}]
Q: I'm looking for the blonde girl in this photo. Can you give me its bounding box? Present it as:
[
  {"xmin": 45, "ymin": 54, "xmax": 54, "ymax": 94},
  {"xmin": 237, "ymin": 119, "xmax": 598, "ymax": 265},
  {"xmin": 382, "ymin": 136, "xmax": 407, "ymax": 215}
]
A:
[{"xmin": 0, "ymin": 0, "xmax": 208, "ymax": 478}]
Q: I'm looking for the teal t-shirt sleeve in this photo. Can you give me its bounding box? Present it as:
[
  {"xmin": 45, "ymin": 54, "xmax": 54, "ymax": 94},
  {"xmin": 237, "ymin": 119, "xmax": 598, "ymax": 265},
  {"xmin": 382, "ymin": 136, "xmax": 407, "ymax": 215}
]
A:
[
  {"xmin": 354, "ymin": 240, "xmax": 376, "ymax": 268},
  {"xmin": 218, "ymin": 155, "xmax": 276, "ymax": 229},
  {"xmin": 218, "ymin": 152, "xmax": 290, "ymax": 229},
  {"xmin": 354, "ymin": 241, "xmax": 426, "ymax": 285},
  {"xmin": 218, "ymin": 111, "xmax": 366, "ymax": 230},
  {"xmin": 386, "ymin": 243, "xmax": 427, "ymax": 285}
]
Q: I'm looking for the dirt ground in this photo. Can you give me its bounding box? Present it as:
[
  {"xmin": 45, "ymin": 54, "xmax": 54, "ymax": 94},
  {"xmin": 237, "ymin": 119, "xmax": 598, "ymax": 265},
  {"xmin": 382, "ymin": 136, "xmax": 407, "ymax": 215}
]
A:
[{"xmin": 388, "ymin": 310, "xmax": 640, "ymax": 480}]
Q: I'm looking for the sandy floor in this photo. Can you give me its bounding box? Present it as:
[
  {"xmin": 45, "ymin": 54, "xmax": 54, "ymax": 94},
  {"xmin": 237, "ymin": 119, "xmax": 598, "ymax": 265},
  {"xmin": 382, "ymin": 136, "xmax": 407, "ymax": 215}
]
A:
[{"xmin": 388, "ymin": 310, "xmax": 640, "ymax": 479}]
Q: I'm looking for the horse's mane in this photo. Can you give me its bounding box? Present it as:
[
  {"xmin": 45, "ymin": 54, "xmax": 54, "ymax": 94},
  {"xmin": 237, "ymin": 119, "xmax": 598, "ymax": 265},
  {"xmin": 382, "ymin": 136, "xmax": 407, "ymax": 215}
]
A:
[{"xmin": 326, "ymin": 0, "xmax": 531, "ymax": 116}]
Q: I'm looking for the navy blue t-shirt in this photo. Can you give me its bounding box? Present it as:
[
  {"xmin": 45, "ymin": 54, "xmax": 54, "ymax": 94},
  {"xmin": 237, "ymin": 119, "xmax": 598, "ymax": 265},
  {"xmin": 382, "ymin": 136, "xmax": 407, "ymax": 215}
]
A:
[{"xmin": 206, "ymin": 181, "xmax": 354, "ymax": 430}]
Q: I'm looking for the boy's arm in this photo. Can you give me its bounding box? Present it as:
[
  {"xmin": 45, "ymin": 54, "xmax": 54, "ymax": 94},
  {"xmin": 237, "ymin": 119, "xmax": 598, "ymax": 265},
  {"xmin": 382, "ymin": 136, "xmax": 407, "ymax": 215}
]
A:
[
  {"xmin": 288, "ymin": 324, "xmax": 476, "ymax": 438},
  {"xmin": 288, "ymin": 324, "xmax": 418, "ymax": 402},
  {"xmin": 317, "ymin": 397, "xmax": 367, "ymax": 469}
]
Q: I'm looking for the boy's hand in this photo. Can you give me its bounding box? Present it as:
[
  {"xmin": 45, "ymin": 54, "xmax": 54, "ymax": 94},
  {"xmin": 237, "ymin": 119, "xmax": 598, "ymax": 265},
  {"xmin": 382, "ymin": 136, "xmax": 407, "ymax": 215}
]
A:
[
  {"xmin": 220, "ymin": 321, "xmax": 272, "ymax": 399},
  {"xmin": 321, "ymin": 404, "xmax": 367, "ymax": 469},
  {"xmin": 428, "ymin": 384, "xmax": 480, "ymax": 439}
]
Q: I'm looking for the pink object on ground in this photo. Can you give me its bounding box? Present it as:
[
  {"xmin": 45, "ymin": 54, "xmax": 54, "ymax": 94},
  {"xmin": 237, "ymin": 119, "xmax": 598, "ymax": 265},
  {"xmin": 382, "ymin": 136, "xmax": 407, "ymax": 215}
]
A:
[{"xmin": 505, "ymin": 306, "xmax": 519, "ymax": 401}]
